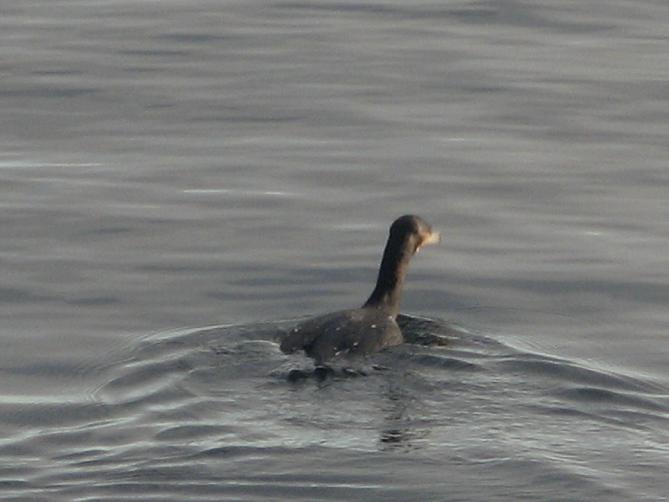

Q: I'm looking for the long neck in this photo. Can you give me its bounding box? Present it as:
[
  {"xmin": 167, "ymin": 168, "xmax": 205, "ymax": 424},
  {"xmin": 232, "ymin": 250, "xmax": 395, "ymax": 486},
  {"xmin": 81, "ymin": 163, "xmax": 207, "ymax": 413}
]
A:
[{"xmin": 363, "ymin": 235, "xmax": 412, "ymax": 317}]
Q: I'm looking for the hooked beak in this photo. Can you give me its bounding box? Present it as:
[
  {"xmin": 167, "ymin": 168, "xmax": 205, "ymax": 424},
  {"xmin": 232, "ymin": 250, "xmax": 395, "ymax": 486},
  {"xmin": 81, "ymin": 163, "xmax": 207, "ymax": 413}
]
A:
[
  {"xmin": 416, "ymin": 229, "xmax": 440, "ymax": 253},
  {"xmin": 423, "ymin": 230, "xmax": 441, "ymax": 246}
]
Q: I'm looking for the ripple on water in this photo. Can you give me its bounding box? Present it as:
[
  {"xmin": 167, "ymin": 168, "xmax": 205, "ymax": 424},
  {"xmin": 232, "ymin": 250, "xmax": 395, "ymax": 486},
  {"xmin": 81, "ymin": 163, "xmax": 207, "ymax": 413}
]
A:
[
  {"xmin": 1, "ymin": 315, "xmax": 667, "ymax": 501},
  {"xmin": 491, "ymin": 356, "xmax": 663, "ymax": 393},
  {"xmin": 551, "ymin": 386, "xmax": 669, "ymax": 412}
]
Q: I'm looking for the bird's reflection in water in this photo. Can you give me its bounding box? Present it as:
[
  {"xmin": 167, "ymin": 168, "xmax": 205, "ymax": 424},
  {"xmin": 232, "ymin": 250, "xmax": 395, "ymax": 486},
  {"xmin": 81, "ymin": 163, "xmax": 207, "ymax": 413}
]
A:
[{"xmin": 378, "ymin": 383, "xmax": 431, "ymax": 452}]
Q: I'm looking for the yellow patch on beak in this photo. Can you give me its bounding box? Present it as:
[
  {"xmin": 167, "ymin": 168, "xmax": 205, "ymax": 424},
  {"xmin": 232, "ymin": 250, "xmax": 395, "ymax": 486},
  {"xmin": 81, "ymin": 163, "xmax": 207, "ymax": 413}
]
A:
[
  {"xmin": 416, "ymin": 230, "xmax": 440, "ymax": 252},
  {"xmin": 423, "ymin": 231, "xmax": 441, "ymax": 246}
]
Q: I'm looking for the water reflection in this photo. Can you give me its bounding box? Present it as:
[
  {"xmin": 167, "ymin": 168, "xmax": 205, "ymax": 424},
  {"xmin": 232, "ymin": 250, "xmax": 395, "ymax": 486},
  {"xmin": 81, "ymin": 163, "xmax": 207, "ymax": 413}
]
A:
[{"xmin": 378, "ymin": 385, "xmax": 431, "ymax": 452}]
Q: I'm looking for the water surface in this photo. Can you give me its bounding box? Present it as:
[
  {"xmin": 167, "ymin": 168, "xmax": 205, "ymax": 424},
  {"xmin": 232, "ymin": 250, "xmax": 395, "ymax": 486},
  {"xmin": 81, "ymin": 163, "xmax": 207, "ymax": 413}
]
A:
[{"xmin": 1, "ymin": 0, "xmax": 668, "ymax": 500}]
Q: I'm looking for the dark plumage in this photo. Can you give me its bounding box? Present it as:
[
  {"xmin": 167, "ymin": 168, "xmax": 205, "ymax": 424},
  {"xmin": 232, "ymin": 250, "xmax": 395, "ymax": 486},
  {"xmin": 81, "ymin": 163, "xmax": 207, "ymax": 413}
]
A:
[{"xmin": 280, "ymin": 215, "xmax": 439, "ymax": 364}]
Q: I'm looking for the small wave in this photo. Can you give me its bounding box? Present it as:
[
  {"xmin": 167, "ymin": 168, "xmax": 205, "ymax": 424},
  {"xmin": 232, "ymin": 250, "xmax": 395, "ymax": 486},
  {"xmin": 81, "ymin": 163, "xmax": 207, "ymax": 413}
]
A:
[
  {"xmin": 551, "ymin": 386, "xmax": 668, "ymax": 413},
  {"xmin": 491, "ymin": 356, "xmax": 661, "ymax": 394},
  {"xmin": 402, "ymin": 353, "xmax": 481, "ymax": 372}
]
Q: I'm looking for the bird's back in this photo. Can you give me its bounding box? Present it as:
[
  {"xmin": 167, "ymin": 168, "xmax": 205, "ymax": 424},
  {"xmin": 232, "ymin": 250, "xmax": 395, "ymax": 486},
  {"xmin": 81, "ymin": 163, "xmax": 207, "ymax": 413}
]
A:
[{"xmin": 280, "ymin": 307, "xmax": 403, "ymax": 364}]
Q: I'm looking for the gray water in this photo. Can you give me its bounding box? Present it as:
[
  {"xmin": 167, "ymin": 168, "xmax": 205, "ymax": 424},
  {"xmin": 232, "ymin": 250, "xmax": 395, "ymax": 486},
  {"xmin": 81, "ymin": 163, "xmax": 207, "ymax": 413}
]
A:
[{"xmin": 1, "ymin": 1, "xmax": 668, "ymax": 500}]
